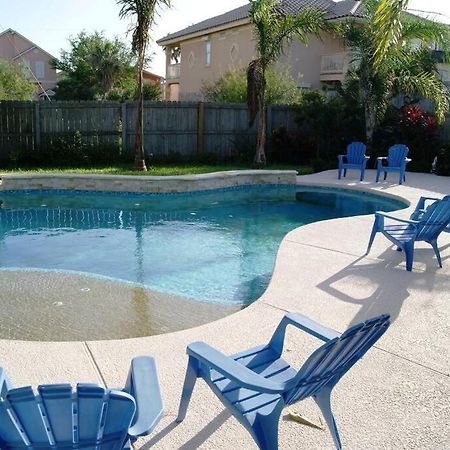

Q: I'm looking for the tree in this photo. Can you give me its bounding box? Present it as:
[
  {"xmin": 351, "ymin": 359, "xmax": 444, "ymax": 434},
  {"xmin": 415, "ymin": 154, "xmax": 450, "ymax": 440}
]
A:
[
  {"xmin": 0, "ymin": 59, "xmax": 36, "ymax": 100},
  {"xmin": 53, "ymin": 32, "xmax": 135, "ymax": 100},
  {"xmin": 340, "ymin": 0, "xmax": 450, "ymax": 145},
  {"xmin": 202, "ymin": 66, "xmax": 301, "ymax": 104},
  {"xmin": 117, "ymin": 0, "xmax": 171, "ymax": 172},
  {"xmin": 247, "ymin": 0, "xmax": 329, "ymax": 166}
]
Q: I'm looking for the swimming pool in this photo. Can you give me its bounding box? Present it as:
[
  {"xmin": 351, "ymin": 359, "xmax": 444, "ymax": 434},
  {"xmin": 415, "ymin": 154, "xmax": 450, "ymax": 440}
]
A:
[{"xmin": 0, "ymin": 185, "xmax": 405, "ymax": 308}]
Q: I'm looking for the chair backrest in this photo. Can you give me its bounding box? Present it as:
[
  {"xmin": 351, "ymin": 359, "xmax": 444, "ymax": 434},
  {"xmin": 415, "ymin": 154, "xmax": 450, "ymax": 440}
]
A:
[
  {"xmin": 346, "ymin": 141, "xmax": 367, "ymax": 164},
  {"xmin": 416, "ymin": 195, "xmax": 450, "ymax": 241},
  {"xmin": 388, "ymin": 144, "xmax": 409, "ymax": 167},
  {"xmin": 285, "ymin": 315, "xmax": 390, "ymax": 405},
  {"xmin": 0, "ymin": 383, "xmax": 135, "ymax": 449}
]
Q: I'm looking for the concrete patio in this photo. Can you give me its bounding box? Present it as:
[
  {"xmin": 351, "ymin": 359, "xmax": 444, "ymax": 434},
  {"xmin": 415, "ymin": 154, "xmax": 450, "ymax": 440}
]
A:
[{"xmin": 1, "ymin": 169, "xmax": 449, "ymax": 449}]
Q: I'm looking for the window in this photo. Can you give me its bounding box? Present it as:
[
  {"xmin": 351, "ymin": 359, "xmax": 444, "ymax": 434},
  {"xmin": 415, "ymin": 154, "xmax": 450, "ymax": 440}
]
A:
[
  {"xmin": 22, "ymin": 60, "xmax": 31, "ymax": 78},
  {"xmin": 36, "ymin": 61, "xmax": 45, "ymax": 79},
  {"xmin": 205, "ymin": 40, "xmax": 211, "ymax": 66}
]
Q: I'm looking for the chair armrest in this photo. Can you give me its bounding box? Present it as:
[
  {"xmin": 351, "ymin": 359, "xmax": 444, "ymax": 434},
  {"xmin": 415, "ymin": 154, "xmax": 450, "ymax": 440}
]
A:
[
  {"xmin": 375, "ymin": 211, "xmax": 419, "ymax": 225},
  {"xmin": 0, "ymin": 368, "xmax": 12, "ymax": 397},
  {"xmin": 377, "ymin": 157, "xmax": 387, "ymax": 160},
  {"xmin": 274, "ymin": 313, "xmax": 339, "ymax": 343},
  {"xmin": 364, "ymin": 156, "xmax": 370, "ymax": 160},
  {"xmin": 417, "ymin": 196, "xmax": 441, "ymax": 208},
  {"xmin": 337, "ymin": 155, "xmax": 345, "ymax": 161},
  {"xmin": 124, "ymin": 357, "xmax": 164, "ymax": 438},
  {"xmin": 187, "ymin": 342, "xmax": 285, "ymax": 394}
]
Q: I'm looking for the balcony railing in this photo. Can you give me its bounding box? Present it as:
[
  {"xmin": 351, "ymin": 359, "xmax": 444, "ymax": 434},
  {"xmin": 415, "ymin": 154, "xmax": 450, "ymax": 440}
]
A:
[
  {"xmin": 167, "ymin": 63, "xmax": 181, "ymax": 80},
  {"xmin": 320, "ymin": 53, "xmax": 347, "ymax": 74}
]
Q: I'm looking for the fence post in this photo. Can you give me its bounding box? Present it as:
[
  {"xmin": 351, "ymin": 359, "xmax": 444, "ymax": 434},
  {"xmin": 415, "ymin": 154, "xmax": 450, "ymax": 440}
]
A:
[
  {"xmin": 121, "ymin": 102, "xmax": 127, "ymax": 155},
  {"xmin": 197, "ymin": 102, "xmax": 205, "ymax": 154},
  {"xmin": 34, "ymin": 102, "xmax": 41, "ymax": 149}
]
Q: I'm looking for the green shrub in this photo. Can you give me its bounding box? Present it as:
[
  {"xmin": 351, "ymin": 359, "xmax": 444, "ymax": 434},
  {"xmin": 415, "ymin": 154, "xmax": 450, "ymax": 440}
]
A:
[
  {"xmin": 202, "ymin": 66, "xmax": 301, "ymax": 105},
  {"xmin": 270, "ymin": 126, "xmax": 317, "ymax": 165},
  {"xmin": 435, "ymin": 146, "xmax": 450, "ymax": 176},
  {"xmin": 230, "ymin": 135, "xmax": 256, "ymax": 164},
  {"xmin": 7, "ymin": 132, "xmax": 121, "ymax": 167}
]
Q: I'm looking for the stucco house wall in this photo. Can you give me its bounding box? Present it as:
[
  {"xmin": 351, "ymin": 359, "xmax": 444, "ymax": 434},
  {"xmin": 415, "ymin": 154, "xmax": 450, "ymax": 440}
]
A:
[{"xmin": 0, "ymin": 29, "xmax": 58, "ymax": 98}]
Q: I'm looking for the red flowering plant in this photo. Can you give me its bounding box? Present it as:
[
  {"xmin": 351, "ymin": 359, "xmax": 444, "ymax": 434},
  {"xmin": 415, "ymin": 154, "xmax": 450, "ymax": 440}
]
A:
[{"xmin": 399, "ymin": 105, "xmax": 437, "ymax": 132}]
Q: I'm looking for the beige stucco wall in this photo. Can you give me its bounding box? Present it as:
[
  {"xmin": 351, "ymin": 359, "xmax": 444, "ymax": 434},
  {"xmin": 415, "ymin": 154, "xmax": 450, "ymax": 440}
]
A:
[
  {"xmin": 179, "ymin": 24, "xmax": 256, "ymax": 100},
  {"xmin": 0, "ymin": 30, "xmax": 58, "ymax": 96},
  {"xmin": 171, "ymin": 23, "xmax": 345, "ymax": 100},
  {"xmin": 281, "ymin": 33, "xmax": 344, "ymax": 89}
]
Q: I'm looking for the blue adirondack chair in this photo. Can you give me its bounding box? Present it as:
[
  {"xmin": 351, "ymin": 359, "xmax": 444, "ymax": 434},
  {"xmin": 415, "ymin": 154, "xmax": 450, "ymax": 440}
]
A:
[
  {"xmin": 177, "ymin": 313, "xmax": 390, "ymax": 450},
  {"xmin": 337, "ymin": 141, "xmax": 369, "ymax": 181},
  {"xmin": 366, "ymin": 195, "xmax": 450, "ymax": 271},
  {"xmin": 0, "ymin": 356, "xmax": 163, "ymax": 449},
  {"xmin": 376, "ymin": 144, "xmax": 411, "ymax": 185},
  {"xmin": 410, "ymin": 196, "xmax": 450, "ymax": 233}
]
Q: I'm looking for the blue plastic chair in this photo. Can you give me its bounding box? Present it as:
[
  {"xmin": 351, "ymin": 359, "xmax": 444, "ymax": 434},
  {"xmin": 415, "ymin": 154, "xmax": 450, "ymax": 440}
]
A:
[
  {"xmin": 376, "ymin": 144, "xmax": 411, "ymax": 185},
  {"xmin": 177, "ymin": 313, "xmax": 390, "ymax": 450},
  {"xmin": 410, "ymin": 196, "xmax": 450, "ymax": 233},
  {"xmin": 0, "ymin": 357, "xmax": 163, "ymax": 449},
  {"xmin": 337, "ymin": 142, "xmax": 369, "ymax": 181},
  {"xmin": 366, "ymin": 195, "xmax": 450, "ymax": 271}
]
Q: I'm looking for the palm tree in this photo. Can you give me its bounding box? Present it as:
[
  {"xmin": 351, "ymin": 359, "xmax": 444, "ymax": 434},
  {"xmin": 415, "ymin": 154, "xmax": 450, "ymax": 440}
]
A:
[
  {"xmin": 247, "ymin": 0, "xmax": 329, "ymax": 166},
  {"xmin": 117, "ymin": 0, "xmax": 171, "ymax": 171},
  {"xmin": 340, "ymin": 0, "xmax": 450, "ymax": 145}
]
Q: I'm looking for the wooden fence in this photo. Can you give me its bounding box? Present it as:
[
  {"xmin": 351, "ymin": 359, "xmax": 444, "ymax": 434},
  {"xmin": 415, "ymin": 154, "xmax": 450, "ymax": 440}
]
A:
[{"xmin": 0, "ymin": 101, "xmax": 299, "ymax": 161}]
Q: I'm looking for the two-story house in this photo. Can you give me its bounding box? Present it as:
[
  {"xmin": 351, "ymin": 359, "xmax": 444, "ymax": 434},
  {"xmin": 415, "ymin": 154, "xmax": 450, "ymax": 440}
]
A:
[
  {"xmin": 157, "ymin": 0, "xmax": 367, "ymax": 101},
  {"xmin": 0, "ymin": 28, "xmax": 58, "ymax": 99},
  {"xmin": 158, "ymin": 0, "xmax": 450, "ymax": 102}
]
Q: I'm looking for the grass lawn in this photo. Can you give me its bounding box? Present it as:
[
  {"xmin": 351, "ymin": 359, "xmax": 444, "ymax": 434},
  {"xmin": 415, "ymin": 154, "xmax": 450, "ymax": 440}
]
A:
[{"xmin": 0, "ymin": 164, "xmax": 313, "ymax": 177}]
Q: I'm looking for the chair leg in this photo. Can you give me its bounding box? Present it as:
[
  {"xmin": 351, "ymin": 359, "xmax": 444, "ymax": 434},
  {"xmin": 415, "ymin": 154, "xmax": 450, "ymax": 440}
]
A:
[
  {"xmin": 338, "ymin": 167, "xmax": 342, "ymax": 180},
  {"xmin": 384, "ymin": 171, "xmax": 387, "ymax": 181},
  {"xmin": 314, "ymin": 387, "xmax": 342, "ymax": 450},
  {"xmin": 360, "ymin": 169, "xmax": 365, "ymax": 182},
  {"xmin": 399, "ymin": 172, "xmax": 403, "ymax": 185},
  {"xmin": 376, "ymin": 168, "xmax": 381, "ymax": 183},
  {"xmin": 176, "ymin": 356, "xmax": 200, "ymax": 422},
  {"xmin": 252, "ymin": 408, "xmax": 283, "ymax": 450},
  {"xmin": 343, "ymin": 169, "xmax": 347, "ymax": 178},
  {"xmin": 430, "ymin": 240, "xmax": 443, "ymax": 268},
  {"xmin": 404, "ymin": 242, "xmax": 415, "ymax": 272},
  {"xmin": 366, "ymin": 223, "xmax": 378, "ymax": 255}
]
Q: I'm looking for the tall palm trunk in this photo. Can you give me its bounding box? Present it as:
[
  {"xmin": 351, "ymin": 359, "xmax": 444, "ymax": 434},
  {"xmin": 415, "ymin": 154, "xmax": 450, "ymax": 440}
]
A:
[
  {"xmin": 364, "ymin": 99, "xmax": 376, "ymax": 146},
  {"xmin": 254, "ymin": 90, "xmax": 267, "ymax": 166},
  {"xmin": 134, "ymin": 54, "xmax": 146, "ymax": 171}
]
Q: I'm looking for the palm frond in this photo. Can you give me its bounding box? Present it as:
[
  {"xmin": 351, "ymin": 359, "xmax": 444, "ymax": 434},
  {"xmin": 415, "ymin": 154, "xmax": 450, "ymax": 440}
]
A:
[
  {"xmin": 394, "ymin": 70, "xmax": 449, "ymax": 123},
  {"xmin": 372, "ymin": 0, "xmax": 409, "ymax": 68}
]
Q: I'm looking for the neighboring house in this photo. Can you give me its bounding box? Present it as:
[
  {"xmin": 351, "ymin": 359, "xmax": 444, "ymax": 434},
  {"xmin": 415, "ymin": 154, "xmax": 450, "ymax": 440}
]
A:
[
  {"xmin": 143, "ymin": 69, "xmax": 165, "ymax": 86},
  {"xmin": 0, "ymin": 28, "xmax": 58, "ymax": 100},
  {"xmin": 157, "ymin": 0, "xmax": 450, "ymax": 102}
]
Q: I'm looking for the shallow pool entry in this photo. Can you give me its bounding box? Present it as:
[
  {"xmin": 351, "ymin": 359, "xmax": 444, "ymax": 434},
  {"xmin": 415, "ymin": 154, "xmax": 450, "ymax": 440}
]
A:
[{"xmin": 0, "ymin": 185, "xmax": 405, "ymax": 340}]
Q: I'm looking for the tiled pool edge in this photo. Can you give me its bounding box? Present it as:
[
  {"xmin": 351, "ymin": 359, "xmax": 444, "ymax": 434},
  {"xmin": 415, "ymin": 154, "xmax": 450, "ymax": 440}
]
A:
[{"xmin": 0, "ymin": 170, "xmax": 297, "ymax": 193}]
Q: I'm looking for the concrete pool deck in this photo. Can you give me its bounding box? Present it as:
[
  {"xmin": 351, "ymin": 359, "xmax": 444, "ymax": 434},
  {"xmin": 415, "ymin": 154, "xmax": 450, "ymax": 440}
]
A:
[{"xmin": 1, "ymin": 169, "xmax": 449, "ymax": 449}]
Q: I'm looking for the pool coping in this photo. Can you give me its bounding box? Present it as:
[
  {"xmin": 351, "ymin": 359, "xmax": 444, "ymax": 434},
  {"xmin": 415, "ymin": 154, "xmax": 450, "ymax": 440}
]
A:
[
  {"xmin": 0, "ymin": 169, "xmax": 449, "ymax": 449},
  {"xmin": 0, "ymin": 170, "xmax": 298, "ymax": 193}
]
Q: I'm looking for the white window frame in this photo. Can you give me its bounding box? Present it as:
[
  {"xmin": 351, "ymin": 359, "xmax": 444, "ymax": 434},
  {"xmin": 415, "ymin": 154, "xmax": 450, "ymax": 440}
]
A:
[
  {"xmin": 36, "ymin": 61, "xmax": 45, "ymax": 79},
  {"xmin": 204, "ymin": 39, "xmax": 211, "ymax": 66}
]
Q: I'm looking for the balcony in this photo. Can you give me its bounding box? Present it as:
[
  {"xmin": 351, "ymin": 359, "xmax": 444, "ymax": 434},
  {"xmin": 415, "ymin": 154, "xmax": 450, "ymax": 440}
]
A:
[
  {"xmin": 321, "ymin": 53, "xmax": 347, "ymax": 75},
  {"xmin": 167, "ymin": 63, "xmax": 181, "ymax": 80},
  {"xmin": 320, "ymin": 52, "xmax": 358, "ymax": 82}
]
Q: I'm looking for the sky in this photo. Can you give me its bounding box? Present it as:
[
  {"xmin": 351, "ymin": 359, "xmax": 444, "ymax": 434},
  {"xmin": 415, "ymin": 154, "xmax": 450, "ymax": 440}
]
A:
[{"xmin": 1, "ymin": 0, "xmax": 450, "ymax": 76}]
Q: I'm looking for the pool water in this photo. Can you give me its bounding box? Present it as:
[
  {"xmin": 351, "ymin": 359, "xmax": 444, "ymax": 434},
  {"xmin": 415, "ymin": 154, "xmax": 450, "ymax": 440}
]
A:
[{"xmin": 0, "ymin": 185, "xmax": 405, "ymax": 306}]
